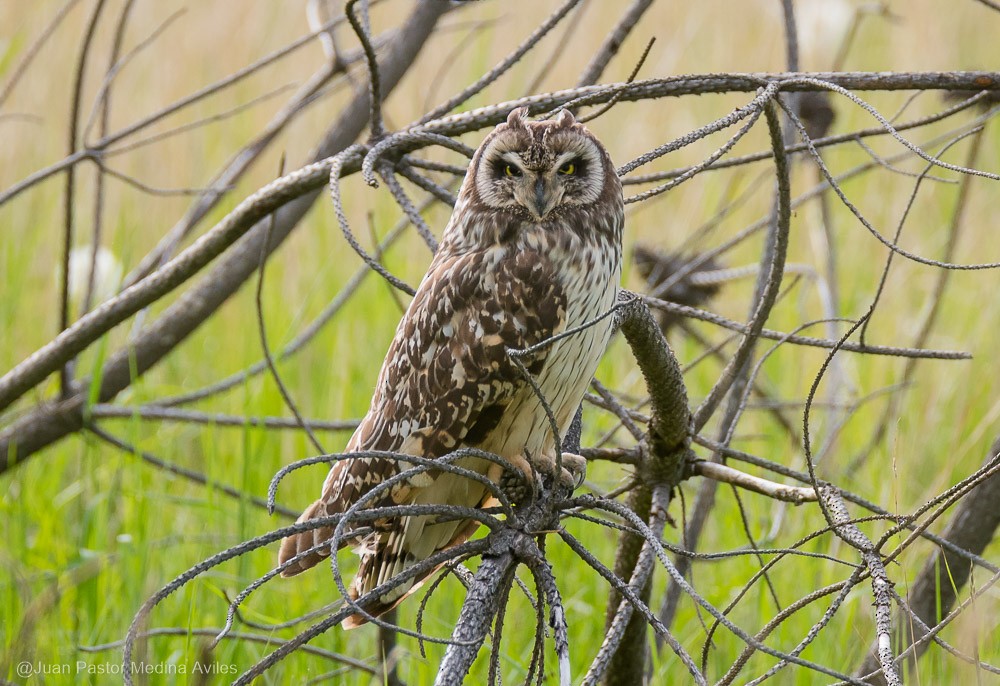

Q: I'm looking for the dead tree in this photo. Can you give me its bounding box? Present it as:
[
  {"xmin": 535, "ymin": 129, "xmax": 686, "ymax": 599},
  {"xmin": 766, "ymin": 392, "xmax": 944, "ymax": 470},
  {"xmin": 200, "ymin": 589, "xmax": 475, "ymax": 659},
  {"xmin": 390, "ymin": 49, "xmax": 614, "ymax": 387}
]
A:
[{"xmin": 3, "ymin": 2, "xmax": 1000, "ymax": 684}]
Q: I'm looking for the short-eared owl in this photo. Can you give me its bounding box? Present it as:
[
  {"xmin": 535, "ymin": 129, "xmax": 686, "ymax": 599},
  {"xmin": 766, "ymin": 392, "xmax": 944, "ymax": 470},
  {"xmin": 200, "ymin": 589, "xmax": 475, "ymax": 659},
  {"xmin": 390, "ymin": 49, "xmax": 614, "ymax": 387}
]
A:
[{"xmin": 279, "ymin": 107, "xmax": 623, "ymax": 627}]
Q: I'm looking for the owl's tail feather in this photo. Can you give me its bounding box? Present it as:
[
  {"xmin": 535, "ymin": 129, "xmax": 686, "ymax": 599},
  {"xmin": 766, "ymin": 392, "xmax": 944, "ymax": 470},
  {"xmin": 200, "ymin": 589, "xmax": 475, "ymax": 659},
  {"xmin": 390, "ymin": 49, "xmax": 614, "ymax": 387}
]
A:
[
  {"xmin": 341, "ymin": 516, "xmax": 484, "ymax": 630},
  {"xmin": 280, "ymin": 470, "xmax": 494, "ymax": 629},
  {"xmin": 278, "ymin": 498, "xmax": 485, "ymax": 628},
  {"xmin": 278, "ymin": 499, "xmax": 341, "ymax": 577}
]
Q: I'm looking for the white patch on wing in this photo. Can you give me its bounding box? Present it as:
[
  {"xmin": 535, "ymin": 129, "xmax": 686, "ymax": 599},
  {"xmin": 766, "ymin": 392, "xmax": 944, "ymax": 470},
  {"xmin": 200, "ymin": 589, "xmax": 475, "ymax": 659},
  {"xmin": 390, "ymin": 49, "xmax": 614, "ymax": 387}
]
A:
[{"xmin": 421, "ymin": 343, "xmax": 437, "ymax": 366}]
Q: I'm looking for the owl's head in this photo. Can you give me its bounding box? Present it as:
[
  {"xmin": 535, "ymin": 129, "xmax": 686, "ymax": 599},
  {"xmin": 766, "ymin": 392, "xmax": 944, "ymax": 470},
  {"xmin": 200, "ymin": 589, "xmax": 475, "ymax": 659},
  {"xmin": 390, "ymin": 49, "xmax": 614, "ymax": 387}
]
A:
[{"xmin": 467, "ymin": 107, "xmax": 614, "ymax": 221}]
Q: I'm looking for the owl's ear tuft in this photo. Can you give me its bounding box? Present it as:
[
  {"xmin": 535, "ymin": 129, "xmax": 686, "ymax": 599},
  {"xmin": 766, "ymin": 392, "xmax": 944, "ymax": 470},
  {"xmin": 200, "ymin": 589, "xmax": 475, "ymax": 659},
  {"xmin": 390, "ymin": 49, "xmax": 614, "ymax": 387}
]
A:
[
  {"xmin": 506, "ymin": 107, "xmax": 530, "ymax": 129},
  {"xmin": 554, "ymin": 109, "xmax": 576, "ymax": 128}
]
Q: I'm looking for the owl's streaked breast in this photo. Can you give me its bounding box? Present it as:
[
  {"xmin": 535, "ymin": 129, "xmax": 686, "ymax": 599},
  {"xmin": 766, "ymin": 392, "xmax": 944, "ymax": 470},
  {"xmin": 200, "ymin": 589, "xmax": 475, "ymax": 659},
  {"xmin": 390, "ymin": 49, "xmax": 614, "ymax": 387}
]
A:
[{"xmin": 479, "ymin": 210, "xmax": 623, "ymax": 461}]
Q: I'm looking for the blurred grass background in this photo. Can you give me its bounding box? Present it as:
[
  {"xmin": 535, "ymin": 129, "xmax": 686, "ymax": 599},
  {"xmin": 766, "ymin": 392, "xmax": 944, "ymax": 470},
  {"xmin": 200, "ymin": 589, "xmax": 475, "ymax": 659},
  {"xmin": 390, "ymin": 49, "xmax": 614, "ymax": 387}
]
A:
[{"xmin": 2, "ymin": 0, "xmax": 999, "ymax": 683}]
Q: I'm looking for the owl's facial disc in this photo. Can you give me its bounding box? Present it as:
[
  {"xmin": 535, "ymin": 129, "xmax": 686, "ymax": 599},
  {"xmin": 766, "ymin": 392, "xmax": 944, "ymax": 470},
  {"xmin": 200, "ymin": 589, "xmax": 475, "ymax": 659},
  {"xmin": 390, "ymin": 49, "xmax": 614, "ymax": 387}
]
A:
[{"xmin": 472, "ymin": 111, "xmax": 608, "ymax": 221}]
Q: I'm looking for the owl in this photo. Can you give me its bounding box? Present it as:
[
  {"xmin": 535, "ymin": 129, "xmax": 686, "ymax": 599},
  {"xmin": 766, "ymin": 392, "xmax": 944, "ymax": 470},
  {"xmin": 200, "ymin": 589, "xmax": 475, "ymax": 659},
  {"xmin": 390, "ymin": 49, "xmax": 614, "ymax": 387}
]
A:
[{"xmin": 278, "ymin": 107, "xmax": 623, "ymax": 628}]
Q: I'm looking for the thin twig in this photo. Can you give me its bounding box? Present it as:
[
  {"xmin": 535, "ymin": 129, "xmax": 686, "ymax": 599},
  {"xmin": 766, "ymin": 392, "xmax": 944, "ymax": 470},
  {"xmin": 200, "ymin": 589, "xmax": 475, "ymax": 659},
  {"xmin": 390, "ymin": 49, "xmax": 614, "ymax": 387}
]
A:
[{"xmin": 60, "ymin": 0, "xmax": 108, "ymax": 398}]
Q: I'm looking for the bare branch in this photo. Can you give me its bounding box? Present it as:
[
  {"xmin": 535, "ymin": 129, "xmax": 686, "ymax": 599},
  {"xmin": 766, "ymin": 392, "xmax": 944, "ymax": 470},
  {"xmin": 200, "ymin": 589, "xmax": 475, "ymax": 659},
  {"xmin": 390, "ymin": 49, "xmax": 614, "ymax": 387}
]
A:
[
  {"xmin": 821, "ymin": 487, "xmax": 900, "ymax": 686},
  {"xmin": 0, "ymin": 0, "xmax": 451, "ymax": 469},
  {"xmin": 692, "ymin": 98, "xmax": 790, "ymax": 431},
  {"xmin": 856, "ymin": 437, "xmax": 1000, "ymax": 682},
  {"xmin": 689, "ymin": 460, "xmax": 817, "ymax": 504},
  {"xmin": 575, "ymin": 0, "xmax": 655, "ymax": 88}
]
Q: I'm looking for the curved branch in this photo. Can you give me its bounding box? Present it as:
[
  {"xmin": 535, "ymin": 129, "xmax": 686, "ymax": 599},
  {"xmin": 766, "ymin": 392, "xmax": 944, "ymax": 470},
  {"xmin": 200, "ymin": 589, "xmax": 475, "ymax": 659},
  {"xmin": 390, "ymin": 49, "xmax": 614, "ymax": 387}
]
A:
[
  {"xmin": 600, "ymin": 295, "xmax": 692, "ymax": 684},
  {"xmin": 691, "ymin": 98, "xmax": 791, "ymax": 432}
]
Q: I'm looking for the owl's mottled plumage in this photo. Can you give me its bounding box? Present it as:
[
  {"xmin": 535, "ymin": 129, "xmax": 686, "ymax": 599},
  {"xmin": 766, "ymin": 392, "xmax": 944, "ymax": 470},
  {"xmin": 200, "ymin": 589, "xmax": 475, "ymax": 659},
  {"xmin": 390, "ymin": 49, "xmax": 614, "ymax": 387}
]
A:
[{"xmin": 278, "ymin": 107, "xmax": 623, "ymax": 627}]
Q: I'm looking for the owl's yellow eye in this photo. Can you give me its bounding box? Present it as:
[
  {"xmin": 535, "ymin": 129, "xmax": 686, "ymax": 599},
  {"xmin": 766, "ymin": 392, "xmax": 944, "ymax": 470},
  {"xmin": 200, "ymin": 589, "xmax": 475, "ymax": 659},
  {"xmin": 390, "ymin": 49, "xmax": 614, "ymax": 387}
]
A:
[
  {"xmin": 558, "ymin": 161, "xmax": 577, "ymax": 175},
  {"xmin": 503, "ymin": 163, "xmax": 521, "ymax": 177}
]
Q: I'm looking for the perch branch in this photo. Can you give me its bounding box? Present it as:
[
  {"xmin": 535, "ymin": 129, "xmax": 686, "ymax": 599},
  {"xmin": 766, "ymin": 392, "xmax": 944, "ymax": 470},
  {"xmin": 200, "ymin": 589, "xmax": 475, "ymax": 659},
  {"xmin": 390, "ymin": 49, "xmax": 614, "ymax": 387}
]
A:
[{"xmin": 599, "ymin": 295, "xmax": 691, "ymax": 684}]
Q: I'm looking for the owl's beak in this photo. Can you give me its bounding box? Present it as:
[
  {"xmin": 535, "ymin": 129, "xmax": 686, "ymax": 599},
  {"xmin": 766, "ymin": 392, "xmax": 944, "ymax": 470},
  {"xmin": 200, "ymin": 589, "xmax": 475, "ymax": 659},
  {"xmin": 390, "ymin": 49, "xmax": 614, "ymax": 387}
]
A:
[{"xmin": 531, "ymin": 177, "xmax": 557, "ymax": 219}]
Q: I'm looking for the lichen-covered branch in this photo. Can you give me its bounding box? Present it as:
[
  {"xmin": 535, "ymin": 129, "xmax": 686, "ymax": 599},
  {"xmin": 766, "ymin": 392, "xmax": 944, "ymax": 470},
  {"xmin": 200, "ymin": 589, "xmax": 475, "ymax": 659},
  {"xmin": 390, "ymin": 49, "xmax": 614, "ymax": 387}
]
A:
[
  {"xmin": 856, "ymin": 436, "xmax": 1000, "ymax": 684},
  {"xmin": 601, "ymin": 295, "xmax": 692, "ymax": 685}
]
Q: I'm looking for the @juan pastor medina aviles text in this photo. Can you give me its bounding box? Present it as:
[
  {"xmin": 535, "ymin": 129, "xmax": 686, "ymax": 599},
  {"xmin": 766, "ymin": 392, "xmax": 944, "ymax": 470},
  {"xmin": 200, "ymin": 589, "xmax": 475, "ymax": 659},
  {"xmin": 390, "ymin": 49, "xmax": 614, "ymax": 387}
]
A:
[{"xmin": 15, "ymin": 660, "xmax": 238, "ymax": 678}]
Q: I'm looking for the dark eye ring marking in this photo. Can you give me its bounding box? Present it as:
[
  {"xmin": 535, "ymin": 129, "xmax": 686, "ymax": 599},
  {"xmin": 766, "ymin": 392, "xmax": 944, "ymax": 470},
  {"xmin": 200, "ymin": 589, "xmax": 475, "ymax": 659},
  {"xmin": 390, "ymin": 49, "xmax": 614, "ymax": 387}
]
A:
[
  {"xmin": 558, "ymin": 159, "xmax": 581, "ymax": 176},
  {"xmin": 502, "ymin": 163, "xmax": 522, "ymax": 178}
]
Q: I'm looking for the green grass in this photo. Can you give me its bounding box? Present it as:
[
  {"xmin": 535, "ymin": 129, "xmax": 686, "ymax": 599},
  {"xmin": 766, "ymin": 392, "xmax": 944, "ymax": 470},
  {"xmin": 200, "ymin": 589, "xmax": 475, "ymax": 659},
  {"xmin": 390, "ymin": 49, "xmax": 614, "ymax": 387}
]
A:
[{"xmin": 3, "ymin": 1, "xmax": 1000, "ymax": 684}]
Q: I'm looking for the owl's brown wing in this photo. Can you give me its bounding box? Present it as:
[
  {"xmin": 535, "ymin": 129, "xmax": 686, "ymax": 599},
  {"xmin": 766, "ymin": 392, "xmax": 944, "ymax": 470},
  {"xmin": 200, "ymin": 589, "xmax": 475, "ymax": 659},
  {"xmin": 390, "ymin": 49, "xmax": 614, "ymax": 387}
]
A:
[{"xmin": 278, "ymin": 246, "xmax": 566, "ymax": 579}]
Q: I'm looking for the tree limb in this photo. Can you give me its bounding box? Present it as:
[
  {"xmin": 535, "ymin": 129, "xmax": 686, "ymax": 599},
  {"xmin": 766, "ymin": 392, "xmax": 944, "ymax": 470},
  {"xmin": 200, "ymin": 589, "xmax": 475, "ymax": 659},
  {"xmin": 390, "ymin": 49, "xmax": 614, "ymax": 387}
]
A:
[{"xmin": 0, "ymin": 0, "xmax": 450, "ymax": 471}]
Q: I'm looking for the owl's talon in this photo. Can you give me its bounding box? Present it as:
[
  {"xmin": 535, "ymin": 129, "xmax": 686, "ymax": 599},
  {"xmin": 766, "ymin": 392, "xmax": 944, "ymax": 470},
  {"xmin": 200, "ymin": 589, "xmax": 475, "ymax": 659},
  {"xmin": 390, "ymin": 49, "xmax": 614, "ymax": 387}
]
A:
[
  {"xmin": 555, "ymin": 451, "xmax": 587, "ymax": 491},
  {"xmin": 530, "ymin": 450, "xmax": 587, "ymax": 493}
]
